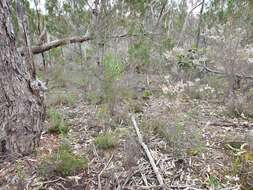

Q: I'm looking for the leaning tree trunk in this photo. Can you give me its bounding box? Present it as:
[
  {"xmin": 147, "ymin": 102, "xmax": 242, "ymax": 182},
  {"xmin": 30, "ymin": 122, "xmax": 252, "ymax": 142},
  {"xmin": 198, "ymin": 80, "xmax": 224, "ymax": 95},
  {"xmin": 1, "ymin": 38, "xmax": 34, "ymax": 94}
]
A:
[{"xmin": 0, "ymin": 0, "xmax": 45, "ymax": 156}]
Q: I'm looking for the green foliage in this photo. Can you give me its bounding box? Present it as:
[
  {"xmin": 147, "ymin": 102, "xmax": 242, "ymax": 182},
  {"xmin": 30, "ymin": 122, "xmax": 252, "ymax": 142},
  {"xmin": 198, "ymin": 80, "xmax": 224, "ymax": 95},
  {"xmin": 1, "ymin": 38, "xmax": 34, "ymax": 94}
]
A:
[
  {"xmin": 208, "ymin": 175, "xmax": 221, "ymax": 189},
  {"xmin": 103, "ymin": 53, "xmax": 124, "ymax": 81},
  {"xmin": 128, "ymin": 40, "xmax": 150, "ymax": 65},
  {"xmin": 101, "ymin": 53, "xmax": 124, "ymax": 114},
  {"xmin": 176, "ymin": 54, "xmax": 196, "ymax": 70},
  {"xmin": 142, "ymin": 90, "xmax": 152, "ymax": 100},
  {"xmin": 39, "ymin": 144, "xmax": 87, "ymax": 177},
  {"xmin": 15, "ymin": 161, "xmax": 25, "ymax": 181},
  {"xmin": 140, "ymin": 119, "xmax": 168, "ymax": 139},
  {"xmin": 95, "ymin": 132, "xmax": 118, "ymax": 150},
  {"xmin": 47, "ymin": 109, "xmax": 69, "ymax": 135},
  {"xmin": 64, "ymin": 92, "xmax": 78, "ymax": 106}
]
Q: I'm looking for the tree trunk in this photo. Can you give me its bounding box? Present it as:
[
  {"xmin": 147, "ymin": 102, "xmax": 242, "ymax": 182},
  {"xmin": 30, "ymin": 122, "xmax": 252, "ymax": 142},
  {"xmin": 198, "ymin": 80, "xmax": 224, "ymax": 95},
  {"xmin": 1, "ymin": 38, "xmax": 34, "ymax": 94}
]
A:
[
  {"xmin": 0, "ymin": 0, "xmax": 45, "ymax": 156},
  {"xmin": 196, "ymin": 0, "xmax": 205, "ymax": 48}
]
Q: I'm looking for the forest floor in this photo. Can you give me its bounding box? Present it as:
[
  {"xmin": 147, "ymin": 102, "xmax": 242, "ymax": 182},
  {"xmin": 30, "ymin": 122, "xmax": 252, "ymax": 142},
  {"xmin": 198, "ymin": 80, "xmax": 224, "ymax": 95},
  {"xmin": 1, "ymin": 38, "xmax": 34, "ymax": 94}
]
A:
[{"xmin": 0, "ymin": 72, "xmax": 253, "ymax": 190}]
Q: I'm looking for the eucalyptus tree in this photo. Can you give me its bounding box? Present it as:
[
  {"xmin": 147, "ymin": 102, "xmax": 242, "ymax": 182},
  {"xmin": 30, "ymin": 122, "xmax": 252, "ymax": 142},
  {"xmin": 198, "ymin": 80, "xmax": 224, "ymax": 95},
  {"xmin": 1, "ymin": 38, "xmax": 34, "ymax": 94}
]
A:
[{"xmin": 0, "ymin": 0, "xmax": 45, "ymax": 156}]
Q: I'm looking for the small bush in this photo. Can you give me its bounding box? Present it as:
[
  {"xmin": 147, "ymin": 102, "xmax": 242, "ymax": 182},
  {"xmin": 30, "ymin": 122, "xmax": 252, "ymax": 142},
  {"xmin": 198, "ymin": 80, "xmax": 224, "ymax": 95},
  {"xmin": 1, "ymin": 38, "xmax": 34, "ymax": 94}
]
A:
[
  {"xmin": 142, "ymin": 90, "xmax": 152, "ymax": 100},
  {"xmin": 140, "ymin": 119, "xmax": 168, "ymax": 139},
  {"xmin": 47, "ymin": 109, "xmax": 69, "ymax": 135},
  {"xmin": 128, "ymin": 40, "xmax": 150, "ymax": 67},
  {"xmin": 64, "ymin": 92, "xmax": 78, "ymax": 106},
  {"xmin": 95, "ymin": 132, "xmax": 118, "ymax": 150},
  {"xmin": 38, "ymin": 144, "xmax": 87, "ymax": 177},
  {"xmin": 103, "ymin": 53, "xmax": 124, "ymax": 81},
  {"xmin": 102, "ymin": 53, "xmax": 124, "ymax": 115}
]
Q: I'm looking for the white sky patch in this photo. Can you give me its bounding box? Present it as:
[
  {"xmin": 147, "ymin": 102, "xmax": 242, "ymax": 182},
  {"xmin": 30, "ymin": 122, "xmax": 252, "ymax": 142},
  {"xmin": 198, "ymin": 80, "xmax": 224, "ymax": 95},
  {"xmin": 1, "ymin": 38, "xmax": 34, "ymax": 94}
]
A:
[
  {"xmin": 29, "ymin": 0, "xmax": 46, "ymax": 13},
  {"xmin": 29, "ymin": 0, "xmax": 207, "ymax": 15}
]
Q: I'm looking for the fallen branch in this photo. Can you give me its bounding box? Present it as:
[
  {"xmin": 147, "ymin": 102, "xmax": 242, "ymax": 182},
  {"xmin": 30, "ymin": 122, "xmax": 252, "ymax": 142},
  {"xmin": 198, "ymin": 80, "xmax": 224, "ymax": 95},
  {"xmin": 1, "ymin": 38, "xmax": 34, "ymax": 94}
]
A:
[
  {"xmin": 20, "ymin": 33, "xmax": 159, "ymax": 55},
  {"xmin": 203, "ymin": 64, "xmax": 253, "ymax": 80},
  {"xmin": 207, "ymin": 121, "xmax": 253, "ymax": 129},
  {"xmin": 31, "ymin": 35, "xmax": 93, "ymax": 54},
  {"xmin": 131, "ymin": 115, "xmax": 166, "ymax": 189}
]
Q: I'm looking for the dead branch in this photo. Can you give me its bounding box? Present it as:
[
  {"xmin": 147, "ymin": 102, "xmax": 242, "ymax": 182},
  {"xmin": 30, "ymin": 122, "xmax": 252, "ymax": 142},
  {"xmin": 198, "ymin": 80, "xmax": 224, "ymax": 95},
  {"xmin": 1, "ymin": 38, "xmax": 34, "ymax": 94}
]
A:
[
  {"xmin": 203, "ymin": 64, "xmax": 253, "ymax": 80},
  {"xmin": 131, "ymin": 115, "xmax": 166, "ymax": 189},
  {"xmin": 31, "ymin": 36, "xmax": 93, "ymax": 55},
  {"xmin": 207, "ymin": 121, "xmax": 253, "ymax": 129},
  {"xmin": 19, "ymin": 33, "xmax": 160, "ymax": 55}
]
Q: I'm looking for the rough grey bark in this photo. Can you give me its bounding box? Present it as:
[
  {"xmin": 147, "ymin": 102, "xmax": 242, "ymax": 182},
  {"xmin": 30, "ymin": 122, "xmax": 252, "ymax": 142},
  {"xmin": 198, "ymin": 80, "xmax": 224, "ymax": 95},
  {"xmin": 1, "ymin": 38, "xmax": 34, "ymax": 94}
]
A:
[{"xmin": 0, "ymin": 0, "xmax": 45, "ymax": 156}]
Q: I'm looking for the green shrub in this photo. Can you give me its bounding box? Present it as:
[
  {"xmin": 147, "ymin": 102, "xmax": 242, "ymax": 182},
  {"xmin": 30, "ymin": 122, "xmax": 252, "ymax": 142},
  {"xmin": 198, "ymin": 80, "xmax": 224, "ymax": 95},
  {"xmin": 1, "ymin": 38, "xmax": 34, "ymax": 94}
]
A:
[
  {"xmin": 102, "ymin": 53, "xmax": 124, "ymax": 115},
  {"xmin": 140, "ymin": 119, "xmax": 168, "ymax": 139},
  {"xmin": 103, "ymin": 53, "xmax": 124, "ymax": 81},
  {"xmin": 95, "ymin": 132, "xmax": 118, "ymax": 150},
  {"xmin": 141, "ymin": 116, "xmax": 203, "ymax": 157},
  {"xmin": 38, "ymin": 144, "xmax": 87, "ymax": 177},
  {"xmin": 47, "ymin": 109, "xmax": 69, "ymax": 135},
  {"xmin": 64, "ymin": 92, "xmax": 78, "ymax": 106},
  {"xmin": 128, "ymin": 40, "xmax": 150, "ymax": 66},
  {"xmin": 142, "ymin": 90, "xmax": 152, "ymax": 100}
]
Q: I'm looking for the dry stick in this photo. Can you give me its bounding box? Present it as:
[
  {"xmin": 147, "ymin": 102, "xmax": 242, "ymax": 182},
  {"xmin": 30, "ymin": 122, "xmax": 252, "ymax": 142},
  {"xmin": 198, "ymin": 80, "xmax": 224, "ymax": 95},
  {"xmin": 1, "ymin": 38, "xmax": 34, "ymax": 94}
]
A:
[
  {"xmin": 131, "ymin": 115, "xmax": 166, "ymax": 189},
  {"xmin": 98, "ymin": 154, "xmax": 114, "ymax": 190},
  {"xmin": 203, "ymin": 64, "xmax": 253, "ymax": 80}
]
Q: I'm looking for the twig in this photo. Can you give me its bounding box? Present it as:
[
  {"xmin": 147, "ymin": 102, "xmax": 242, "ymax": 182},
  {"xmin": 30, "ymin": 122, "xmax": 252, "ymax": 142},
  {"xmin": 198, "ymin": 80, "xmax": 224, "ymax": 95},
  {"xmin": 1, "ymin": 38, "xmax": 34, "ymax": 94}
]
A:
[
  {"xmin": 131, "ymin": 115, "xmax": 166, "ymax": 189},
  {"xmin": 98, "ymin": 154, "xmax": 114, "ymax": 190}
]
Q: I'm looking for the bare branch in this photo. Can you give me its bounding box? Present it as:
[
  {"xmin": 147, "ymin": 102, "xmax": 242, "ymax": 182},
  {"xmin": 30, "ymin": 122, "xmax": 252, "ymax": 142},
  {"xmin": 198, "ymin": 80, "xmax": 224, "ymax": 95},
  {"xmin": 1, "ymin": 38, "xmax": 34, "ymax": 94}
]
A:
[
  {"xmin": 20, "ymin": 33, "xmax": 160, "ymax": 55},
  {"xmin": 131, "ymin": 115, "xmax": 166, "ymax": 189}
]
